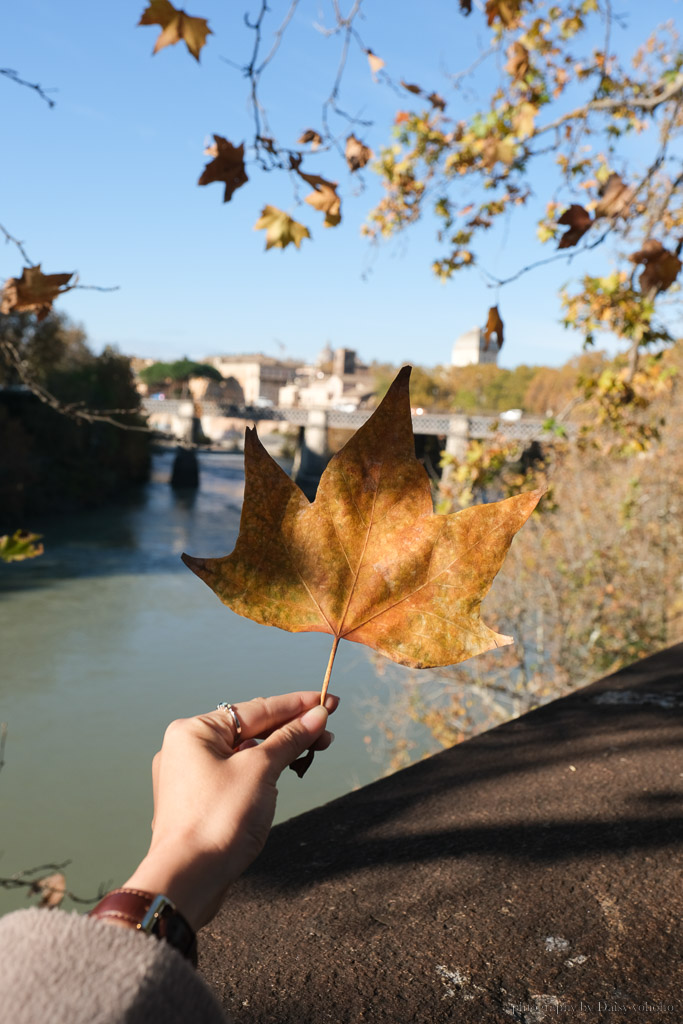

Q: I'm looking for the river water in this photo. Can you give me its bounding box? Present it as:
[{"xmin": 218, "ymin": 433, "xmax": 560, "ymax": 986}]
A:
[{"xmin": 0, "ymin": 451, "xmax": 418, "ymax": 915}]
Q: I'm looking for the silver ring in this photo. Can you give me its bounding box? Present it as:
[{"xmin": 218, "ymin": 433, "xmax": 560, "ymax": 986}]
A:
[{"xmin": 216, "ymin": 702, "xmax": 243, "ymax": 739}]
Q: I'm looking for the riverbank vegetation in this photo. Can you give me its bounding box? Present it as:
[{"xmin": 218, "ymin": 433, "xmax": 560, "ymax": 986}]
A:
[
  {"xmin": 0, "ymin": 312, "xmax": 150, "ymax": 534},
  {"xmin": 369, "ymin": 343, "xmax": 682, "ymax": 770}
]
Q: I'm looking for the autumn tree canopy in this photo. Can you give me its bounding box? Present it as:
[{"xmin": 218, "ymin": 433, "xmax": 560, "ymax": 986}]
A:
[{"xmin": 2, "ymin": 1, "xmax": 681, "ymax": 441}]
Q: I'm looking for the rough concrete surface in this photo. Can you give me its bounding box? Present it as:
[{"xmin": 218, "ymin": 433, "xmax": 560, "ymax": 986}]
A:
[{"xmin": 199, "ymin": 646, "xmax": 683, "ymax": 1024}]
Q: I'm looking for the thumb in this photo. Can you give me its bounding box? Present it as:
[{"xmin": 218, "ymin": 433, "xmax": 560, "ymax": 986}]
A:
[{"xmin": 259, "ymin": 705, "xmax": 329, "ymax": 778}]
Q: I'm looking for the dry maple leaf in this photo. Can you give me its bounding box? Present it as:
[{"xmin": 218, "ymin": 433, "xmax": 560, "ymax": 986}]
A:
[
  {"xmin": 32, "ymin": 873, "xmax": 67, "ymax": 909},
  {"xmin": 138, "ymin": 0, "xmax": 212, "ymax": 61},
  {"xmin": 345, "ymin": 134, "xmax": 373, "ymax": 172},
  {"xmin": 298, "ymin": 170, "xmax": 341, "ymax": 228},
  {"xmin": 484, "ymin": 306, "xmax": 504, "ymax": 350},
  {"xmin": 506, "ymin": 41, "xmax": 530, "ymax": 81},
  {"xmin": 400, "ymin": 80, "xmax": 423, "ymax": 95},
  {"xmin": 183, "ymin": 367, "xmax": 540, "ymax": 691},
  {"xmin": 594, "ymin": 173, "xmax": 634, "ymax": 219},
  {"xmin": 1, "ymin": 265, "xmax": 76, "ymax": 321},
  {"xmin": 366, "ymin": 49, "xmax": 385, "ymax": 77},
  {"xmin": 556, "ymin": 204, "xmax": 592, "ymax": 249},
  {"xmin": 427, "ymin": 92, "xmax": 446, "ymax": 111},
  {"xmin": 253, "ymin": 206, "xmax": 311, "ymax": 250},
  {"xmin": 486, "ymin": 0, "xmax": 525, "ymax": 27},
  {"xmin": 297, "ymin": 129, "xmax": 323, "ymax": 151},
  {"xmin": 198, "ymin": 136, "xmax": 248, "ymax": 202},
  {"xmin": 629, "ymin": 240, "xmax": 681, "ymax": 295}
]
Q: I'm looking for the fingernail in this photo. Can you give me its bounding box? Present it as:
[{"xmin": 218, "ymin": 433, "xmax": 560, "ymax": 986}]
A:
[
  {"xmin": 301, "ymin": 705, "xmax": 328, "ymax": 730},
  {"xmin": 327, "ymin": 731, "xmax": 335, "ymax": 744}
]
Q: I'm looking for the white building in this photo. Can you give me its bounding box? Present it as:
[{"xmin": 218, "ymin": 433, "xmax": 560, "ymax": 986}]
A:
[
  {"xmin": 451, "ymin": 327, "xmax": 499, "ymax": 368},
  {"xmin": 278, "ymin": 347, "xmax": 374, "ymax": 410}
]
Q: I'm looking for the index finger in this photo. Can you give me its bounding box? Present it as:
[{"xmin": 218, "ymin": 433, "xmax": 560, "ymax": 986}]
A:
[{"xmin": 209, "ymin": 690, "xmax": 339, "ymax": 743}]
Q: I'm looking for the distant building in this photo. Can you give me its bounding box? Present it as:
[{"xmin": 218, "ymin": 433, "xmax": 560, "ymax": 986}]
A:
[
  {"xmin": 188, "ymin": 375, "xmax": 245, "ymax": 405},
  {"xmin": 315, "ymin": 341, "xmax": 333, "ymax": 368},
  {"xmin": 129, "ymin": 357, "xmax": 155, "ymax": 396},
  {"xmin": 203, "ymin": 354, "xmax": 295, "ymax": 404},
  {"xmin": 451, "ymin": 327, "xmax": 499, "ymax": 368},
  {"xmin": 279, "ymin": 347, "xmax": 373, "ymax": 410}
]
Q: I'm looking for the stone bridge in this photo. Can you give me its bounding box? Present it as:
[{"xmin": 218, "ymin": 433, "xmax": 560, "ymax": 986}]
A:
[
  {"xmin": 143, "ymin": 398, "xmax": 573, "ymax": 451},
  {"xmin": 143, "ymin": 399, "xmax": 574, "ymax": 497}
]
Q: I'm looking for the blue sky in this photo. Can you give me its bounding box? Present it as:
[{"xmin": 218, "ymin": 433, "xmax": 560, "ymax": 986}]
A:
[{"xmin": 2, "ymin": 0, "xmax": 680, "ymax": 369}]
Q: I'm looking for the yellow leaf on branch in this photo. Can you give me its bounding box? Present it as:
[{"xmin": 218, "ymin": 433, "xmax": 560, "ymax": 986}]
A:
[{"xmin": 253, "ymin": 206, "xmax": 311, "ymax": 250}]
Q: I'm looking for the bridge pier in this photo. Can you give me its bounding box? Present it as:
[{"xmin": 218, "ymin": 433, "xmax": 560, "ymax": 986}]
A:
[
  {"xmin": 170, "ymin": 401, "xmax": 201, "ymax": 489},
  {"xmin": 293, "ymin": 409, "xmax": 331, "ymax": 501},
  {"xmin": 443, "ymin": 414, "xmax": 469, "ymax": 476}
]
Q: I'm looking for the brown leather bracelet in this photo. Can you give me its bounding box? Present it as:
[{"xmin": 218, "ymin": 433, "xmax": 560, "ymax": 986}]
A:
[{"xmin": 88, "ymin": 888, "xmax": 197, "ymax": 967}]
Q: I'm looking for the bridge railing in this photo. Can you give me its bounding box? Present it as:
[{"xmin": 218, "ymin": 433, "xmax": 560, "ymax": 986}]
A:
[{"xmin": 141, "ymin": 399, "xmax": 576, "ymax": 440}]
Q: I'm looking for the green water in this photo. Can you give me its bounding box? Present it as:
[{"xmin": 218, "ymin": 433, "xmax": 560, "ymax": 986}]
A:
[{"xmin": 0, "ymin": 452, "xmax": 411, "ymax": 915}]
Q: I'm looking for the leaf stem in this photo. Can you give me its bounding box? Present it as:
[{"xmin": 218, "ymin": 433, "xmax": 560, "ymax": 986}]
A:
[{"xmin": 320, "ymin": 635, "xmax": 340, "ymax": 704}]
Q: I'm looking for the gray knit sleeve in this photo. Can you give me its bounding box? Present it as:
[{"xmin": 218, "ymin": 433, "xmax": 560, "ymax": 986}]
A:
[{"xmin": 0, "ymin": 908, "xmax": 229, "ymax": 1024}]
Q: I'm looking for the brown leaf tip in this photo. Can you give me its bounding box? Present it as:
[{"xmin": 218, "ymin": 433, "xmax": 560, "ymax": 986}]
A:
[{"xmin": 181, "ymin": 551, "xmax": 207, "ymax": 574}]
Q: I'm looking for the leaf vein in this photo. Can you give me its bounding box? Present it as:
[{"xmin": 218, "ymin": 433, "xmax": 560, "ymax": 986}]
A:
[{"xmin": 342, "ymin": 510, "xmax": 516, "ymax": 636}]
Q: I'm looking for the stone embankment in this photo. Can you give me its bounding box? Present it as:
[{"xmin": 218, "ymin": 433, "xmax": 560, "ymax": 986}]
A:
[{"xmin": 199, "ymin": 646, "xmax": 683, "ymax": 1023}]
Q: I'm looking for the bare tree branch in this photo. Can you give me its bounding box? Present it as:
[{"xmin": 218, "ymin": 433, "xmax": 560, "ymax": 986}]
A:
[
  {"xmin": 533, "ymin": 72, "xmax": 683, "ymax": 139},
  {"xmin": 0, "ymin": 860, "xmax": 108, "ymax": 906},
  {"xmin": 0, "ymin": 68, "xmax": 56, "ymax": 108},
  {"xmin": 0, "ymin": 337, "xmax": 150, "ymax": 432},
  {"xmin": 480, "ymin": 228, "xmax": 611, "ymax": 288},
  {"xmin": 1, "ymin": 224, "xmax": 35, "ymax": 267}
]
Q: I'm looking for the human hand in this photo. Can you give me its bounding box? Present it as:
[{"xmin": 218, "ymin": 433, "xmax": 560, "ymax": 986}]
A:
[{"xmin": 122, "ymin": 691, "xmax": 338, "ymax": 931}]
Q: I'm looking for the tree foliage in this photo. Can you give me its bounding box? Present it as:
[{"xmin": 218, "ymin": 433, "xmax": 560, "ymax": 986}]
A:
[
  {"xmin": 371, "ymin": 342, "xmax": 683, "ymax": 769},
  {"xmin": 3, "ymin": 2, "xmax": 681, "ymax": 442},
  {"xmin": 98, "ymin": 0, "xmax": 683, "ymax": 446},
  {"xmin": 139, "ymin": 358, "xmax": 222, "ymax": 391},
  {"xmin": 0, "ymin": 314, "xmax": 150, "ymax": 532}
]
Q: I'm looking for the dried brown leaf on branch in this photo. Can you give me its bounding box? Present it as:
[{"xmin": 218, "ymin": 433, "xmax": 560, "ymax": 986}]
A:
[
  {"xmin": 32, "ymin": 873, "xmax": 66, "ymax": 909},
  {"xmin": 298, "ymin": 170, "xmax": 341, "ymax": 228},
  {"xmin": 594, "ymin": 173, "xmax": 634, "ymax": 219},
  {"xmin": 253, "ymin": 206, "xmax": 310, "ymax": 250},
  {"xmin": 1, "ymin": 266, "xmax": 76, "ymax": 321},
  {"xmin": 486, "ymin": 0, "xmax": 525, "ymax": 28},
  {"xmin": 297, "ymin": 129, "xmax": 323, "ymax": 151},
  {"xmin": 427, "ymin": 92, "xmax": 447, "ymax": 111},
  {"xmin": 400, "ymin": 81, "xmax": 423, "ymax": 95},
  {"xmin": 557, "ymin": 204, "xmax": 592, "ymax": 249},
  {"xmin": 345, "ymin": 134, "xmax": 373, "ymax": 172},
  {"xmin": 629, "ymin": 240, "xmax": 682, "ymax": 294},
  {"xmin": 183, "ymin": 366, "xmax": 539, "ymax": 686},
  {"xmin": 366, "ymin": 49, "xmax": 385, "ymax": 77},
  {"xmin": 459, "ymin": 0, "xmax": 473, "ymax": 14},
  {"xmin": 484, "ymin": 306, "xmax": 504, "ymax": 350},
  {"xmin": 138, "ymin": 0, "xmax": 212, "ymax": 61},
  {"xmin": 198, "ymin": 136, "xmax": 248, "ymax": 202},
  {"xmin": 506, "ymin": 41, "xmax": 530, "ymax": 81}
]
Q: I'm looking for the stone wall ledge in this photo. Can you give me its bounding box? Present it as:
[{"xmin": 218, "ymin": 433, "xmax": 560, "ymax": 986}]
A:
[{"xmin": 199, "ymin": 644, "xmax": 683, "ymax": 1023}]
